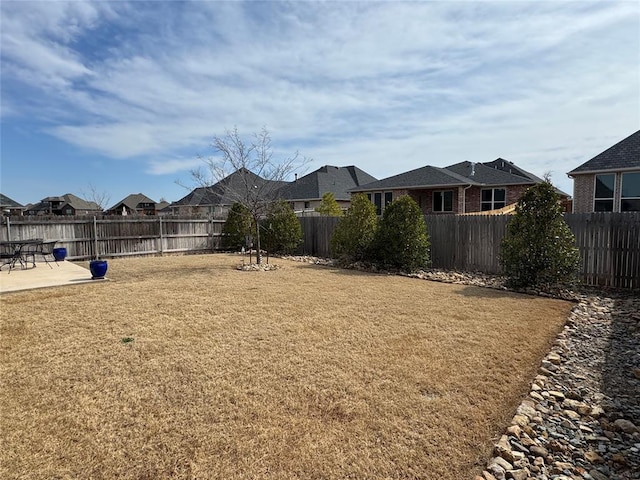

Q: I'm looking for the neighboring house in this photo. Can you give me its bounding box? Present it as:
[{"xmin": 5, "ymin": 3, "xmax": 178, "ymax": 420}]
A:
[
  {"xmin": 351, "ymin": 159, "xmax": 562, "ymax": 215},
  {"xmin": 278, "ymin": 165, "xmax": 377, "ymax": 213},
  {"xmin": 567, "ymin": 130, "xmax": 640, "ymax": 213},
  {"xmin": 106, "ymin": 193, "xmax": 159, "ymax": 216},
  {"xmin": 25, "ymin": 194, "xmax": 102, "ymax": 216},
  {"xmin": 169, "ymin": 168, "xmax": 287, "ymax": 218},
  {"xmin": 156, "ymin": 201, "xmax": 171, "ymax": 216},
  {"xmin": 0, "ymin": 194, "xmax": 25, "ymax": 216}
]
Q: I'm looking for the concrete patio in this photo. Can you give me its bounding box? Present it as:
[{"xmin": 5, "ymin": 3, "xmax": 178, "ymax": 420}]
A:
[{"xmin": 0, "ymin": 260, "xmax": 107, "ymax": 294}]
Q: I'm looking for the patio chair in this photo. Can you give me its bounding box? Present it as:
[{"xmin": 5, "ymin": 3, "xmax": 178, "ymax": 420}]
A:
[
  {"xmin": 0, "ymin": 242, "xmax": 25, "ymax": 273},
  {"xmin": 0, "ymin": 245, "xmax": 18, "ymax": 272},
  {"xmin": 22, "ymin": 240, "xmax": 57, "ymax": 269}
]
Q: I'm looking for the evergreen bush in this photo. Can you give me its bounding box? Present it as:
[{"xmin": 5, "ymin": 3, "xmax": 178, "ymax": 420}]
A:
[
  {"xmin": 330, "ymin": 193, "xmax": 378, "ymax": 264},
  {"xmin": 261, "ymin": 201, "xmax": 303, "ymax": 255},
  {"xmin": 222, "ymin": 203, "xmax": 254, "ymax": 250},
  {"xmin": 315, "ymin": 192, "xmax": 343, "ymax": 216},
  {"xmin": 371, "ymin": 195, "xmax": 430, "ymax": 272},
  {"xmin": 500, "ymin": 181, "xmax": 580, "ymax": 288}
]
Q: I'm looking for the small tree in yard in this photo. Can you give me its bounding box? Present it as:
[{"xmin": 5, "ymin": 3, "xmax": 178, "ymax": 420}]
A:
[
  {"xmin": 222, "ymin": 203, "xmax": 254, "ymax": 250},
  {"xmin": 315, "ymin": 192, "xmax": 343, "ymax": 216},
  {"xmin": 330, "ymin": 193, "xmax": 378, "ymax": 264},
  {"xmin": 371, "ymin": 195, "xmax": 430, "ymax": 273},
  {"xmin": 189, "ymin": 127, "xmax": 307, "ymax": 264},
  {"xmin": 500, "ymin": 181, "xmax": 580, "ymax": 288},
  {"xmin": 261, "ymin": 201, "xmax": 302, "ymax": 255}
]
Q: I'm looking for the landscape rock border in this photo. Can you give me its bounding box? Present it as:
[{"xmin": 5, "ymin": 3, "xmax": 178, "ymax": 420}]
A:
[{"xmin": 281, "ymin": 256, "xmax": 640, "ymax": 480}]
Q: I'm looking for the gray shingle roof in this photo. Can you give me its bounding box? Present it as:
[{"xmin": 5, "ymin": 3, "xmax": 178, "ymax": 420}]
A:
[
  {"xmin": 0, "ymin": 194, "xmax": 24, "ymax": 208},
  {"xmin": 279, "ymin": 165, "xmax": 378, "ymax": 201},
  {"xmin": 568, "ymin": 130, "xmax": 640, "ymax": 175},
  {"xmin": 109, "ymin": 193, "xmax": 157, "ymax": 211},
  {"xmin": 26, "ymin": 194, "xmax": 101, "ymax": 214},
  {"xmin": 481, "ymin": 158, "xmax": 545, "ymax": 183},
  {"xmin": 353, "ymin": 159, "xmax": 544, "ymax": 192},
  {"xmin": 352, "ymin": 165, "xmax": 481, "ymax": 192},
  {"xmin": 446, "ymin": 161, "xmax": 536, "ymax": 186},
  {"xmin": 171, "ymin": 169, "xmax": 286, "ymax": 207}
]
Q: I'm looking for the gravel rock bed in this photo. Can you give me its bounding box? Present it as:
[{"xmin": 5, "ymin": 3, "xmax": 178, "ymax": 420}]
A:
[{"xmin": 282, "ymin": 256, "xmax": 640, "ymax": 480}]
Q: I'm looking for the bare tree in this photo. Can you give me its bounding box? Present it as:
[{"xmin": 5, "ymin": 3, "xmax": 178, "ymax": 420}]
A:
[
  {"xmin": 192, "ymin": 127, "xmax": 308, "ymax": 264},
  {"xmin": 81, "ymin": 183, "xmax": 111, "ymax": 211}
]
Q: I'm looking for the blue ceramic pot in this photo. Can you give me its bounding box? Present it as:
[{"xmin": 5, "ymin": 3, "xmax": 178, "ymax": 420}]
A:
[
  {"xmin": 52, "ymin": 247, "xmax": 67, "ymax": 262},
  {"xmin": 90, "ymin": 260, "xmax": 108, "ymax": 279}
]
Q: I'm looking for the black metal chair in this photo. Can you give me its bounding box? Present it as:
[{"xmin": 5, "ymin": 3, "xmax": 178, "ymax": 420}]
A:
[
  {"xmin": 22, "ymin": 240, "xmax": 57, "ymax": 269},
  {"xmin": 0, "ymin": 242, "xmax": 25, "ymax": 272}
]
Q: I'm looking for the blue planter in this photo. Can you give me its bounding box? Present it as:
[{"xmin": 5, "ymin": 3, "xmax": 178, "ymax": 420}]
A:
[
  {"xmin": 90, "ymin": 260, "xmax": 108, "ymax": 279},
  {"xmin": 52, "ymin": 247, "xmax": 67, "ymax": 262}
]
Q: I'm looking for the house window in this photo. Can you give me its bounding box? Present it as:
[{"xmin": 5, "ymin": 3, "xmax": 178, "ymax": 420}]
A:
[
  {"xmin": 594, "ymin": 174, "xmax": 615, "ymax": 212},
  {"xmin": 481, "ymin": 188, "xmax": 506, "ymax": 211},
  {"xmin": 433, "ymin": 191, "xmax": 453, "ymax": 212},
  {"xmin": 304, "ymin": 201, "xmax": 310, "ymax": 209},
  {"xmin": 366, "ymin": 193, "xmax": 372, "ymax": 202},
  {"xmin": 374, "ymin": 192, "xmax": 382, "ymax": 215},
  {"xmin": 384, "ymin": 192, "xmax": 393, "ymax": 207},
  {"xmin": 621, "ymin": 172, "xmax": 640, "ymax": 212}
]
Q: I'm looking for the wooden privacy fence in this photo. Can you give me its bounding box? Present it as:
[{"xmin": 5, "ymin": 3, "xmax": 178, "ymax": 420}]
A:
[
  {"xmin": 298, "ymin": 212, "xmax": 639, "ymax": 289},
  {"xmin": 2, "ymin": 213, "xmax": 638, "ymax": 288},
  {"xmin": 1, "ymin": 216, "xmax": 225, "ymax": 260},
  {"xmin": 424, "ymin": 213, "xmax": 640, "ymax": 288}
]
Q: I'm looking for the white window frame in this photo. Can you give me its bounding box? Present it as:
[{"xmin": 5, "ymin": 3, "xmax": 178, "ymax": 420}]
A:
[
  {"xmin": 481, "ymin": 188, "xmax": 506, "ymax": 211},
  {"xmin": 433, "ymin": 190, "xmax": 454, "ymax": 212},
  {"xmin": 593, "ymin": 173, "xmax": 615, "ymax": 212},
  {"xmin": 621, "ymin": 172, "xmax": 640, "ymax": 212}
]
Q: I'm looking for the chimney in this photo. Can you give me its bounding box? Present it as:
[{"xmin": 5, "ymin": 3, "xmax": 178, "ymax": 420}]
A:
[
  {"xmin": 295, "ymin": 173, "xmax": 298, "ymax": 182},
  {"xmin": 471, "ymin": 162, "xmax": 475, "ymax": 176}
]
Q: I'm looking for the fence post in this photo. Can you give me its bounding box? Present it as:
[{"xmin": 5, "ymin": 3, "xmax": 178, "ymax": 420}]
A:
[
  {"xmin": 158, "ymin": 217, "xmax": 164, "ymax": 255},
  {"xmin": 93, "ymin": 216, "xmax": 98, "ymax": 260},
  {"xmin": 6, "ymin": 217, "xmax": 10, "ymax": 242}
]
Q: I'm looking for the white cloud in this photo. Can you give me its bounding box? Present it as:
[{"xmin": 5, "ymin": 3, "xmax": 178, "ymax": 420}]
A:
[{"xmin": 1, "ymin": 0, "xmax": 638, "ymax": 192}]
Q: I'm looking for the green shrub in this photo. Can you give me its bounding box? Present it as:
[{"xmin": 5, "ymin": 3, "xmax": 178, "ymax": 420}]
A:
[
  {"xmin": 315, "ymin": 192, "xmax": 343, "ymax": 216},
  {"xmin": 261, "ymin": 201, "xmax": 303, "ymax": 255},
  {"xmin": 371, "ymin": 195, "xmax": 430, "ymax": 272},
  {"xmin": 222, "ymin": 203, "xmax": 254, "ymax": 250},
  {"xmin": 330, "ymin": 193, "xmax": 378, "ymax": 263},
  {"xmin": 500, "ymin": 181, "xmax": 580, "ymax": 288}
]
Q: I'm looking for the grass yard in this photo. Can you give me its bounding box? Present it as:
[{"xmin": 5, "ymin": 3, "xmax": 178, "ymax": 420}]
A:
[{"xmin": 0, "ymin": 254, "xmax": 573, "ymax": 479}]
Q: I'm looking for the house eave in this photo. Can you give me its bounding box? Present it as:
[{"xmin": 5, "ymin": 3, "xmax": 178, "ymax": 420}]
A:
[
  {"xmin": 351, "ymin": 181, "xmax": 533, "ymax": 192},
  {"xmin": 567, "ymin": 166, "xmax": 640, "ymax": 177}
]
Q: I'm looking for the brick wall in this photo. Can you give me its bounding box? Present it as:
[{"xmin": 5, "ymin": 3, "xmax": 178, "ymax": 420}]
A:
[{"xmin": 572, "ymin": 174, "xmax": 594, "ymax": 213}]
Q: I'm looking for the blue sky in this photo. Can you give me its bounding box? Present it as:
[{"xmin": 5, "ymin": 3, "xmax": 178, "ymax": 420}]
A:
[{"xmin": 1, "ymin": 0, "xmax": 639, "ymax": 208}]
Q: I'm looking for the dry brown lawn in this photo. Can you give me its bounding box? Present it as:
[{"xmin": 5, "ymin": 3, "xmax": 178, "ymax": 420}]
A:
[{"xmin": 0, "ymin": 254, "xmax": 573, "ymax": 479}]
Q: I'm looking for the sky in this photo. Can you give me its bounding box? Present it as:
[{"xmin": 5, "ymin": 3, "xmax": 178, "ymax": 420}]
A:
[{"xmin": 1, "ymin": 0, "xmax": 639, "ymax": 208}]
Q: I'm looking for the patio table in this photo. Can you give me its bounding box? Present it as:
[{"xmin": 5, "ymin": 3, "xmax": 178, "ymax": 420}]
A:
[{"xmin": 0, "ymin": 239, "xmax": 44, "ymax": 273}]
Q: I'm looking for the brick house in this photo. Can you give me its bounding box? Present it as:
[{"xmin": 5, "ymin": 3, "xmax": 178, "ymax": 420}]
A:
[
  {"xmin": 25, "ymin": 194, "xmax": 102, "ymax": 216},
  {"xmin": 567, "ymin": 130, "xmax": 640, "ymax": 213},
  {"xmin": 106, "ymin": 193, "xmax": 159, "ymax": 216},
  {"xmin": 351, "ymin": 158, "xmax": 557, "ymax": 215}
]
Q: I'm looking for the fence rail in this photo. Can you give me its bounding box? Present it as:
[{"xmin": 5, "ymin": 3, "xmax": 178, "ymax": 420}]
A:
[
  {"xmin": 2, "ymin": 212, "xmax": 638, "ymax": 288},
  {"xmin": 1, "ymin": 216, "xmax": 224, "ymax": 260}
]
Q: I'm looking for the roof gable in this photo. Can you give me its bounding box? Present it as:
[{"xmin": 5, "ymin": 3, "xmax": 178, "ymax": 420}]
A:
[
  {"xmin": 280, "ymin": 165, "xmax": 378, "ymax": 200},
  {"xmin": 352, "ymin": 165, "xmax": 480, "ymax": 191},
  {"xmin": 568, "ymin": 130, "xmax": 640, "ymax": 175},
  {"xmin": 446, "ymin": 161, "xmax": 536, "ymax": 186},
  {"xmin": 109, "ymin": 193, "xmax": 157, "ymax": 211},
  {"xmin": 171, "ymin": 169, "xmax": 285, "ymax": 207},
  {"xmin": 0, "ymin": 194, "xmax": 24, "ymax": 208}
]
